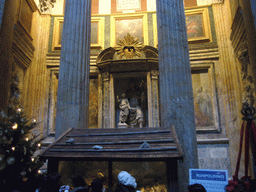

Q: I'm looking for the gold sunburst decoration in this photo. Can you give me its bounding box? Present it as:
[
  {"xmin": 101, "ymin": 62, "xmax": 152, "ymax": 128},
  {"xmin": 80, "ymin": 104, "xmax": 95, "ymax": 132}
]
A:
[{"xmin": 116, "ymin": 33, "xmax": 144, "ymax": 59}]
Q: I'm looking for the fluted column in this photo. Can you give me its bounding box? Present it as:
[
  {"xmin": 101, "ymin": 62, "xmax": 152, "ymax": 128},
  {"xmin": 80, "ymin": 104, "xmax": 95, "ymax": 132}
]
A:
[
  {"xmin": 156, "ymin": 1, "xmax": 198, "ymax": 191},
  {"xmin": 55, "ymin": 0, "xmax": 91, "ymax": 138},
  {"xmin": 0, "ymin": 0, "xmax": 6, "ymax": 28}
]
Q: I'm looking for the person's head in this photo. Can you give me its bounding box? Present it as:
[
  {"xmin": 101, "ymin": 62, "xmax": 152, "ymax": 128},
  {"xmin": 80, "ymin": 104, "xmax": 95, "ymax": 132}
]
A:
[
  {"xmin": 117, "ymin": 171, "xmax": 137, "ymax": 189},
  {"xmin": 90, "ymin": 179, "xmax": 104, "ymax": 192},
  {"xmin": 39, "ymin": 172, "xmax": 62, "ymax": 192},
  {"xmin": 72, "ymin": 175, "xmax": 87, "ymax": 188},
  {"xmin": 188, "ymin": 184, "xmax": 206, "ymax": 192}
]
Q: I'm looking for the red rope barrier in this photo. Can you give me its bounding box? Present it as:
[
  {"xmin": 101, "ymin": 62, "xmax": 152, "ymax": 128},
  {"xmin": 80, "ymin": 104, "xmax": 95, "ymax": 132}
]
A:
[{"xmin": 226, "ymin": 120, "xmax": 256, "ymax": 192}]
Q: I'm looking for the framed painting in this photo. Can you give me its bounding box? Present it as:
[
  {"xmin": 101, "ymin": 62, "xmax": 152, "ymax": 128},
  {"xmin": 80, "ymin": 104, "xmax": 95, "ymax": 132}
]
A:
[
  {"xmin": 185, "ymin": 7, "xmax": 211, "ymax": 43},
  {"xmin": 52, "ymin": 16, "xmax": 105, "ymax": 50},
  {"xmin": 91, "ymin": 17, "xmax": 105, "ymax": 49},
  {"xmin": 191, "ymin": 63, "xmax": 220, "ymax": 132},
  {"xmin": 110, "ymin": 14, "xmax": 148, "ymax": 46}
]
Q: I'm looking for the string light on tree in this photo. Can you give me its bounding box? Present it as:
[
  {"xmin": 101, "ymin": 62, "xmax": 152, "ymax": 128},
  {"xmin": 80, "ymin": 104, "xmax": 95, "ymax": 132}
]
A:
[
  {"xmin": 12, "ymin": 123, "xmax": 18, "ymax": 130},
  {"xmin": 0, "ymin": 105, "xmax": 44, "ymax": 182}
]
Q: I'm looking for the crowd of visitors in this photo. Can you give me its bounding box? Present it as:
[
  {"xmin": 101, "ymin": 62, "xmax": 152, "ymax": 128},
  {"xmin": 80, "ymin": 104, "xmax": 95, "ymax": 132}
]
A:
[{"xmin": 6, "ymin": 170, "xmax": 210, "ymax": 192}]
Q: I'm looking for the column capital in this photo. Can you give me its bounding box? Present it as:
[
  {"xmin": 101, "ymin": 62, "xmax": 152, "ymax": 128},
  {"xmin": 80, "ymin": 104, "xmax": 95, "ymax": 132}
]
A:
[{"xmin": 39, "ymin": 0, "xmax": 56, "ymax": 14}]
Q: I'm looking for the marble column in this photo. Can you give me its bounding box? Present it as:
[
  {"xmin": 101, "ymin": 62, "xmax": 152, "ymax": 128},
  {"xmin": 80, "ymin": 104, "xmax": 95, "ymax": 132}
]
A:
[
  {"xmin": 156, "ymin": 1, "xmax": 198, "ymax": 191},
  {"xmin": 249, "ymin": 0, "xmax": 256, "ymax": 30},
  {"xmin": 0, "ymin": 0, "xmax": 6, "ymax": 28},
  {"xmin": 55, "ymin": 0, "xmax": 91, "ymax": 138}
]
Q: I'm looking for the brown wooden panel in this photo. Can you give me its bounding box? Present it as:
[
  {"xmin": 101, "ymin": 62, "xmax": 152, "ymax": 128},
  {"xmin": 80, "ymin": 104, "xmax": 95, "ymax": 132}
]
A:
[{"xmin": 40, "ymin": 127, "xmax": 183, "ymax": 160}]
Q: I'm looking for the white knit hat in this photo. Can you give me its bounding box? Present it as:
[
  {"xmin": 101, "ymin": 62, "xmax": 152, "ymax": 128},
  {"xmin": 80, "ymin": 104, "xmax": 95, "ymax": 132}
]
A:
[{"xmin": 118, "ymin": 171, "xmax": 137, "ymax": 188}]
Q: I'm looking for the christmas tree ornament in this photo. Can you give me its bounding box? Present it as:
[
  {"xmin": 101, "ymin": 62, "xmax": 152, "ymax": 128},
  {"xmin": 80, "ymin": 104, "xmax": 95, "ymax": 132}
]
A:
[
  {"xmin": 7, "ymin": 157, "xmax": 15, "ymax": 165},
  {"xmin": 0, "ymin": 104, "xmax": 44, "ymax": 182},
  {"xmin": 20, "ymin": 171, "xmax": 26, "ymax": 176},
  {"xmin": 0, "ymin": 111, "xmax": 7, "ymax": 118},
  {"xmin": 24, "ymin": 146, "xmax": 27, "ymax": 155}
]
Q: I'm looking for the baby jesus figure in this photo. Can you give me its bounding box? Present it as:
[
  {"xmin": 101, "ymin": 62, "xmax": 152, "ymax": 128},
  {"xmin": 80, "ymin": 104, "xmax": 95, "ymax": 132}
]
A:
[{"xmin": 117, "ymin": 93, "xmax": 130, "ymax": 126}]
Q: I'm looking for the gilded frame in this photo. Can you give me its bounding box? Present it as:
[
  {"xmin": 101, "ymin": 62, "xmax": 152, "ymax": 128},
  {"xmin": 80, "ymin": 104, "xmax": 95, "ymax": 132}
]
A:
[
  {"xmin": 91, "ymin": 17, "xmax": 105, "ymax": 49},
  {"xmin": 152, "ymin": 7, "xmax": 212, "ymax": 45},
  {"xmin": 152, "ymin": 13, "xmax": 157, "ymax": 48},
  {"xmin": 110, "ymin": 13, "xmax": 148, "ymax": 47},
  {"xmin": 185, "ymin": 7, "xmax": 212, "ymax": 43},
  {"xmin": 191, "ymin": 62, "xmax": 220, "ymax": 132},
  {"xmin": 52, "ymin": 16, "xmax": 105, "ymax": 50}
]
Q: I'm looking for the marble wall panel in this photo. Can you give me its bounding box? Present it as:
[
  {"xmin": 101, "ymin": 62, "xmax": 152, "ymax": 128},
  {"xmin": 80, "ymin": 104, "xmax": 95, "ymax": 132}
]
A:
[{"xmin": 198, "ymin": 144, "xmax": 231, "ymax": 178}]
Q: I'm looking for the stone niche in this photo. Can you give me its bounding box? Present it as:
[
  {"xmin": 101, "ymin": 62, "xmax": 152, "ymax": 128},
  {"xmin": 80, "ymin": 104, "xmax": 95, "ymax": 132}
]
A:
[{"xmin": 96, "ymin": 34, "xmax": 160, "ymax": 128}]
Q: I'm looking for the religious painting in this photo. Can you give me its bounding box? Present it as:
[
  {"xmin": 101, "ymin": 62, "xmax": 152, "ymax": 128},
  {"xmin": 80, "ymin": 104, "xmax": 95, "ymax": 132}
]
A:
[
  {"xmin": 91, "ymin": 22, "xmax": 99, "ymax": 44},
  {"xmin": 191, "ymin": 65, "xmax": 218, "ymax": 131},
  {"xmin": 186, "ymin": 14, "xmax": 204, "ymax": 39},
  {"xmin": 19, "ymin": 0, "xmax": 33, "ymax": 33},
  {"xmin": 185, "ymin": 8, "xmax": 211, "ymax": 43},
  {"xmin": 115, "ymin": 18, "xmax": 143, "ymax": 44},
  {"xmin": 91, "ymin": 17, "xmax": 105, "ymax": 49},
  {"xmin": 89, "ymin": 78, "xmax": 99, "ymax": 128},
  {"xmin": 52, "ymin": 16, "xmax": 104, "ymax": 50}
]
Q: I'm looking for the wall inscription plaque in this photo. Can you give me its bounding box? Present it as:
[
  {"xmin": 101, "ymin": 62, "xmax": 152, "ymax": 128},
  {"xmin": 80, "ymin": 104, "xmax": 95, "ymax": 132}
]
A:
[
  {"xmin": 117, "ymin": 0, "xmax": 141, "ymax": 11},
  {"xmin": 209, "ymin": 148, "xmax": 228, "ymax": 159}
]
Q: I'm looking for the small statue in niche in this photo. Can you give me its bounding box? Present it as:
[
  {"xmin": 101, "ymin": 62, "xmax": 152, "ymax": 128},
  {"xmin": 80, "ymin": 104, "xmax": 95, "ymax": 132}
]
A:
[
  {"xmin": 117, "ymin": 93, "xmax": 130, "ymax": 127},
  {"xmin": 129, "ymin": 97, "xmax": 144, "ymax": 128}
]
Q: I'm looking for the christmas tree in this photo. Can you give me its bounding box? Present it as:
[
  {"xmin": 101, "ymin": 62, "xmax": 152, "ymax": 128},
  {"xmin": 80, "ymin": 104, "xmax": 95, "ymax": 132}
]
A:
[{"xmin": 0, "ymin": 72, "xmax": 44, "ymax": 189}]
